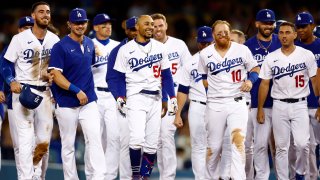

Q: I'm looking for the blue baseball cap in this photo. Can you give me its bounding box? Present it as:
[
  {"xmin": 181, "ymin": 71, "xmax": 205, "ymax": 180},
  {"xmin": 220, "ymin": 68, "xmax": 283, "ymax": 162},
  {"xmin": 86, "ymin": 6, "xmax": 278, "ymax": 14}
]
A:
[
  {"xmin": 18, "ymin": 16, "xmax": 34, "ymax": 28},
  {"xmin": 126, "ymin": 16, "xmax": 137, "ymax": 29},
  {"xmin": 197, "ymin": 26, "xmax": 213, "ymax": 43},
  {"xmin": 256, "ymin": 9, "xmax": 276, "ymax": 22},
  {"xmin": 295, "ymin": 12, "xmax": 314, "ymax": 26},
  {"xmin": 93, "ymin": 13, "xmax": 113, "ymax": 25},
  {"xmin": 314, "ymin": 25, "xmax": 320, "ymax": 38},
  {"xmin": 69, "ymin": 8, "xmax": 88, "ymax": 23},
  {"xmin": 274, "ymin": 20, "xmax": 286, "ymax": 34},
  {"xmin": 19, "ymin": 85, "xmax": 43, "ymax": 109}
]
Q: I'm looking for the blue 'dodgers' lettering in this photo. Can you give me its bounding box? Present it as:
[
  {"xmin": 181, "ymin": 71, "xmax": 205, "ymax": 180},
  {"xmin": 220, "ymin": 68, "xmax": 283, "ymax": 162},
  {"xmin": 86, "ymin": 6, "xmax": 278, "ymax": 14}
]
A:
[{"xmin": 129, "ymin": 53, "xmax": 163, "ymax": 71}]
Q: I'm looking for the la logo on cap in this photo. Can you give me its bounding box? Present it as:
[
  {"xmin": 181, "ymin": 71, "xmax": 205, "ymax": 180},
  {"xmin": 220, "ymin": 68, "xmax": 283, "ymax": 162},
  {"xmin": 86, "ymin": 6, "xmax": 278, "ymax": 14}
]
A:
[
  {"xmin": 297, "ymin": 15, "xmax": 301, "ymax": 21},
  {"xmin": 202, "ymin": 31, "xmax": 207, "ymax": 37},
  {"xmin": 77, "ymin": 11, "xmax": 82, "ymax": 18},
  {"xmin": 104, "ymin": 14, "xmax": 109, "ymax": 19},
  {"xmin": 26, "ymin": 17, "xmax": 31, "ymax": 22},
  {"xmin": 266, "ymin": 12, "xmax": 271, "ymax": 18}
]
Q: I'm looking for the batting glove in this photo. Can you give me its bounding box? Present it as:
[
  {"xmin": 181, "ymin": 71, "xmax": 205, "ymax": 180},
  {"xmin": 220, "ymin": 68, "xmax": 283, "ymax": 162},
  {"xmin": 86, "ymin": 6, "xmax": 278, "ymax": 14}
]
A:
[
  {"xmin": 168, "ymin": 97, "xmax": 178, "ymax": 115},
  {"xmin": 117, "ymin": 97, "xmax": 127, "ymax": 117}
]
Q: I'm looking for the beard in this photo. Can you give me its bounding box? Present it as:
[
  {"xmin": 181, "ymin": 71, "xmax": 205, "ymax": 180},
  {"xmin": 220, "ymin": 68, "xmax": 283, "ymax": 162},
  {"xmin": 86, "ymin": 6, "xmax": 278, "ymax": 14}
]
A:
[
  {"xmin": 215, "ymin": 37, "xmax": 230, "ymax": 48},
  {"xmin": 258, "ymin": 27, "xmax": 274, "ymax": 38}
]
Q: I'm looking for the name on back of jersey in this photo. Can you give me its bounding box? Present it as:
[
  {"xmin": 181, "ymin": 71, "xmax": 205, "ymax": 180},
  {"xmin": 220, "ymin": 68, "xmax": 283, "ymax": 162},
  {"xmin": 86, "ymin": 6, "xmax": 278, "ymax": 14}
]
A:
[
  {"xmin": 271, "ymin": 62, "xmax": 307, "ymax": 79},
  {"xmin": 168, "ymin": 52, "xmax": 179, "ymax": 61},
  {"xmin": 208, "ymin": 57, "xmax": 243, "ymax": 75},
  {"xmin": 129, "ymin": 53, "xmax": 163, "ymax": 71}
]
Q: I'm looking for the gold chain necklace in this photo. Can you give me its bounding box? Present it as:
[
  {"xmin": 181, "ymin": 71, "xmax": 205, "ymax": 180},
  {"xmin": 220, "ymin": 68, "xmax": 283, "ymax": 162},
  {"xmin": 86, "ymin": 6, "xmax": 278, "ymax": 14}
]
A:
[
  {"xmin": 257, "ymin": 37, "xmax": 272, "ymax": 53},
  {"xmin": 136, "ymin": 41, "xmax": 152, "ymax": 56}
]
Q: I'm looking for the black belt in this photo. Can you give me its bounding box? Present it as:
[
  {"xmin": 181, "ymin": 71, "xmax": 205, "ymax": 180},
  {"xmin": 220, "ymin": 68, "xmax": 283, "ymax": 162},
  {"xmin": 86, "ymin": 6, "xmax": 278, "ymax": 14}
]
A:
[
  {"xmin": 234, "ymin": 96, "xmax": 243, "ymax": 102},
  {"xmin": 191, "ymin": 100, "xmax": 206, "ymax": 105},
  {"xmin": 278, "ymin": 97, "xmax": 306, "ymax": 103},
  {"xmin": 21, "ymin": 83, "xmax": 47, "ymax": 92},
  {"xmin": 96, "ymin": 87, "xmax": 110, "ymax": 92},
  {"xmin": 140, "ymin": 90, "xmax": 160, "ymax": 95}
]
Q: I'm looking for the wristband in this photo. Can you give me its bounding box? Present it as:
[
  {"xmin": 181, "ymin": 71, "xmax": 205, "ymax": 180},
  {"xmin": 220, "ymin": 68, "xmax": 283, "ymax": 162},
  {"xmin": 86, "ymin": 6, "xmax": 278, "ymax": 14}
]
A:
[
  {"xmin": 69, "ymin": 84, "xmax": 81, "ymax": 94},
  {"xmin": 6, "ymin": 76, "xmax": 15, "ymax": 85},
  {"xmin": 247, "ymin": 71, "xmax": 259, "ymax": 84}
]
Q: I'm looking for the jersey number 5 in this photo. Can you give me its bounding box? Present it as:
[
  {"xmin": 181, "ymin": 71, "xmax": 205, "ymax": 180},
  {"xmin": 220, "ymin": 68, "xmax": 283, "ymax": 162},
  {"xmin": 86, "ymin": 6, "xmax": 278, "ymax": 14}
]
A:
[
  {"xmin": 153, "ymin": 65, "xmax": 161, "ymax": 78},
  {"xmin": 295, "ymin": 75, "xmax": 304, "ymax": 87}
]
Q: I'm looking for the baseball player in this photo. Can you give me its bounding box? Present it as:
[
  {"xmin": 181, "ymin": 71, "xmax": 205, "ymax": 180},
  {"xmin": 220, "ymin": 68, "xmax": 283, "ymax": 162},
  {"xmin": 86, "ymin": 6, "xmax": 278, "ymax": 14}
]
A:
[
  {"xmin": 0, "ymin": 15, "xmax": 34, "ymax": 179},
  {"xmin": 219, "ymin": 28, "xmax": 248, "ymax": 179},
  {"xmin": 198, "ymin": 20, "xmax": 260, "ymax": 179},
  {"xmin": 48, "ymin": 8, "xmax": 106, "ymax": 180},
  {"xmin": 0, "ymin": 64, "xmax": 6, "ymax": 170},
  {"xmin": 258, "ymin": 21, "xmax": 318, "ymax": 180},
  {"xmin": 294, "ymin": 11, "xmax": 320, "ymax": 180},
  {"xmin": 230, "ymin": 29, "xmax": 246, "ymax": 44},
  {"xmin": 91, "ymin": 13, "xmax": 120, "ymax": 179},
  {"xmin": 314, "ymin": 25, "xmax": 320, "ymax": 38},
  {"xmin": 244, "ymin": 9, "xmax": 281, "ymax": 179},
  {"xmin": 151, "ymin": 13, "xmax": 192, "ymax": 180},
  {"xmin": 106, "ymin": 16, "xmax": 138, "ymax": 180},
  {"xmin": 2, "ymin": 2, "xmax": 59, "ymax": 179},
  {"xmin": 173, "ymin": 26, "xmax": 213, "ymax": 180},
  {"xmin": 113, "ymin": 15, "xmax": 177, "ymax": 180}
]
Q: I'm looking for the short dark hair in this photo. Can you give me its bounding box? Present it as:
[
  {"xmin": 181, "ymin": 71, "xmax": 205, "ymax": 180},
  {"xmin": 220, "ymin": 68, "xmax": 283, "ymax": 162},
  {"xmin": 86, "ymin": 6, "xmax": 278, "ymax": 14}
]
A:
[
  {"xmin": 279, "ymin": 21, "xmax": 296, "ymax": 32},
  {"xmin": 31, "ymin": 1, "xmax": 50, "ymax": 12}
]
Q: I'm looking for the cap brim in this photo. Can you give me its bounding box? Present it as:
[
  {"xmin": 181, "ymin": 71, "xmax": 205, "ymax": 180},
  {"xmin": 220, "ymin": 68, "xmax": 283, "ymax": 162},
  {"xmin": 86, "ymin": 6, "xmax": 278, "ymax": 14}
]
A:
[
  {"xmin": 197, "ymin": 38, "xmax": 213, "ymax": 43},
  {"xmin": 70, "ymin": 19, "xmax": 89, "ymax": 23}
]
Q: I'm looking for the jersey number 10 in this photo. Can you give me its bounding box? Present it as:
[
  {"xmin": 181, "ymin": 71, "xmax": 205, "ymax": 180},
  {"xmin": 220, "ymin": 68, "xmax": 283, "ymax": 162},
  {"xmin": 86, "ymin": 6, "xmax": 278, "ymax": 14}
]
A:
[{"xmin": 231, "ymin": 69, "xmax": 241, "ymax": 82}]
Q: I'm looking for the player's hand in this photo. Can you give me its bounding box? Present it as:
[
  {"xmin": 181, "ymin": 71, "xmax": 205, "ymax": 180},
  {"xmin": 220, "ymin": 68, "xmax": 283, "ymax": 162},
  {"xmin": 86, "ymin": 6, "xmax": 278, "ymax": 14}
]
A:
[
  {"xmin": 161, "ymin": 101, "xmax": 168, "ymax": 118},
  {"xmin": 315, "ymin": 107, "xmax": 320, "ymax": 122},
  {"xmin": 257, "ymin": 108, "xmax": 265, "ymax": 124},
  {"xmin": 10, "ymin": 81, "xmax": 22, "ymax": 93},
  {"xmin": 0, "ymin": 91, "xmax": 5, "ymax": 103},
  {"xmin": 173, "ymin": 114, "xmax": 183, "ymax": 128},
  {"xmin": 240, "ymin": 80, "xmax": 253, "ymax": 92},
  {"xmin": 117, "ymin": 97, "xmax": 127, "ymax": 117},
  {"xmin": 169, "ymin": 97, "xmax": 178, "ymax": 115},
  {"xmin": 41, "ymin": 69, "xmax": 53, "ymax": 84},
  {"xmin": 76, "ymin": 90, "xmax": 88, "ymax": 105}
]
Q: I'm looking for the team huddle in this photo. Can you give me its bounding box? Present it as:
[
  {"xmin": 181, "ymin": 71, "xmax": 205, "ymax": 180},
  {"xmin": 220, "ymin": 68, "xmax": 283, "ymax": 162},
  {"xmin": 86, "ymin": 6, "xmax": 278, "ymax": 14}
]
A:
[{"xmin": 1, "ymin": 1, "xmax": 320, "ymax": 180}]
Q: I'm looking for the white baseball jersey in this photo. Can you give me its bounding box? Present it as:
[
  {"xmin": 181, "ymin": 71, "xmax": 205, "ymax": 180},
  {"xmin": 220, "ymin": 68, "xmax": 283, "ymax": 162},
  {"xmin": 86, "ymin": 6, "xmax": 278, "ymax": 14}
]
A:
[
  {"xmin": 114, "ymin": 39, "xmax": 170, "ymax": 97},
  {"xmin": 163, "ymin": 36, "xmax": 192, "ymax": 83},
  {"xmin": 4, "ymin": 29, "xmax": 60, "ymax": 86},
  {"xmin": 92, "ymin": 38, "xmax": 119, "ymax": 87},
  {"xmin": 198, "ymin": 42, "xmax": 258, "ymax": 102},
  {"xmin": 178, "ymin": 52, "xmax": 206, "ymax": 102},
  {"xmin": 259, "ymin": 46, "xmax": 317, "ymax": 99}
]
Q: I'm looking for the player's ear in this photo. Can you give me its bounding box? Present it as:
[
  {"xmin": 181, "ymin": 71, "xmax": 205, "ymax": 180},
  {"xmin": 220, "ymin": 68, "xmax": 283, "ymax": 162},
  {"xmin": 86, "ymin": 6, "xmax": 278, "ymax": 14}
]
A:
[
  {"xmin": 67, "ymin": 21, "xmax": 71, "ymax": 29},
  {"xmin": 255, "ymin": 21, "xmax": 259, "ymax": 28}
]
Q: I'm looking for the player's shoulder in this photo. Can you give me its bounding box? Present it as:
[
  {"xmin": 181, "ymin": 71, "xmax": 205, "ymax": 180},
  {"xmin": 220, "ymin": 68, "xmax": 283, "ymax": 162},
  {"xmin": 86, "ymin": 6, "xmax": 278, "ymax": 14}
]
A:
[
  {"xmin": 244, "ymin": 35, "xmax": 257, "ymax": 46},
  {"xmin": 46, "ymin": 30, "xmax": 60, "ymax": 40},
  {"xmin": 199, "ymin": 44, "xmax": 214, "ymax": 57},
  {"xmin": 166, "ymin": 36, "xmax": 188, "ymax": 47},
  {"xmin": 109, "ymin": 38, "xmax": 120, "ymax": 44}
]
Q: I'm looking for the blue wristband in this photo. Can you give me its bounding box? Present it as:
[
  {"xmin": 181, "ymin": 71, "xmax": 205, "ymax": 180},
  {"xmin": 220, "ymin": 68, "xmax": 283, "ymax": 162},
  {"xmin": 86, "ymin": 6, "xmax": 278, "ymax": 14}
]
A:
[
  {"xmin": 247, "ymin": 71, "xmax": 259, "ymax": 84},
  {"xmin": 69, "ymin": 84, "xmax": 80, "ymax": 94}
]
